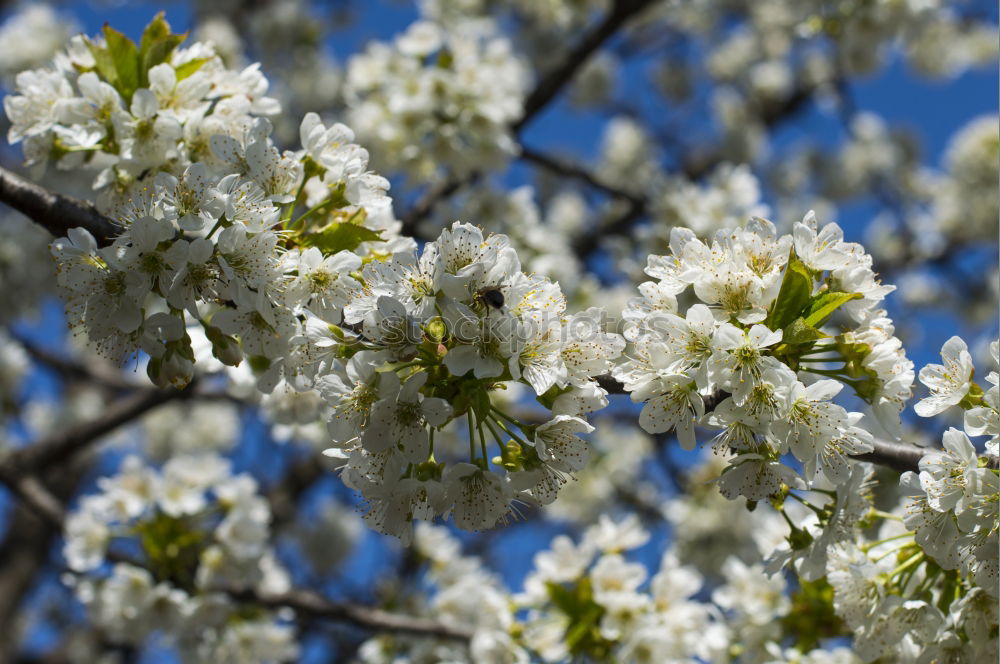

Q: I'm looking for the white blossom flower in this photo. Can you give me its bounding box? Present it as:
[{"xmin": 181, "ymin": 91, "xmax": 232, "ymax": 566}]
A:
[{"xmin": 915, "ymin": 336, "xmax": 975, "ymax": 417}]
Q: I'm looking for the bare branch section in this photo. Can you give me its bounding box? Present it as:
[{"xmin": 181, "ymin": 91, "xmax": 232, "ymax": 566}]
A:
[
  {"xmin": 399, "ymin": 0, "xmax": 655, "ymax": 235},
  {"xmin": 518, "ymin": 146, "xmax": 644, "ymax": 205},
  {"xmin": 0, "ymin": 386, "xmax": 192, "ymax": 474},
  {"xmin": 0, "ymin": 166, "xmax": 118, "ymax": 246},
  {"xmin": 512, "ymin": 0, "xmax": 656, "ymax": 132},
  {"xmin": 227, "ymin": 587, "xmax": 474, "ymax": 641}
]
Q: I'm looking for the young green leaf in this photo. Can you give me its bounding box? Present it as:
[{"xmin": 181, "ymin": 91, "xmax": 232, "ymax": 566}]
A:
[
  {"xmin": 138, "ymin": 13, "xmax": 186, "ymax": 87},
  {"xmin": 766, "ymin": 252, "xmax": 814, "ymax": 331},
  {"xmin": 803, "ymin": 291, "xmax": 862, "ymax": 328},
  {"xmin": 103, "ymin": 24, "xmax": 140, "ymax": 100},
  {"xmin": 174, "ymin": 57, "xmax": 210, "ymax": 81},
  {"xmin": 297, "ymin": 222, "xmax": 384, "ymax": 255},
  {"xmin": 782, "ymin": 317, "xmax": 828, "ymax": 345}
]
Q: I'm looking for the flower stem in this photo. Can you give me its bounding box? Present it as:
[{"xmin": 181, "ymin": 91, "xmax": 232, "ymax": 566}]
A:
[
  {"xmin": 493, "ymin": 417, "xmax": 529, "ymax": 448},
  {"xmin": 467, "ymin": 411, "xmax": 476, "ymax": 462},
  {"xmin": 889, "ymin": 551, "xmax": 923, "ymax": 579},
  {"xmin": 489, "ymin": 406, "xmax": 522, "ymax": 428}
]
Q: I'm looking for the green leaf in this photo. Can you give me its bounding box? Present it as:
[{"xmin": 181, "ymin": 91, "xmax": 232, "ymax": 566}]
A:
[
  {"xmin": 138, "ymin": 12, "xmax": 171, "ymax": 56},
  {"xmin": 766, "ymin": 252, "xmax": 814, "ymax": 331},
  {"xmin": 174, "ymin": 57, "xmax": 210, "ymax": 81},
  {"xmin": 138, "ymin": 14, "xmax": 186, "ymax": 87},
  {"xmin": 803, "ymin": 291, "xmax": 862, "ymax": 328},
  {"xmin": 782, "ymin": 317, "xmax": 828, "ymax": 346},
  {"xmin": 297, "ymin": 223, "xmax": 384, "ymax": 255},
  {"xmin": 103, "ymin": 24, "xmax": 140, "ymax": 100},
  {"xmin": 87, "ymin": 39, "xmax": 119, "ymax": 89}
]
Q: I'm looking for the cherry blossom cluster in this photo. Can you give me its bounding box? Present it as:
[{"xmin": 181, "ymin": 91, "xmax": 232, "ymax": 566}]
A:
[
  {"xmin": 4, "ymin": 14, "xmax": 279, "ymax": 185},
  {"xmin": 358, "ymin": 516, "xmax": 865, "ymax": 664},
  {"xmin": 613, "ymin": 212, "xmax": 913, "ymax": 500},
  {"xmin": 5, "ymin": 18, "xmax": 403, "ymax": 388},
  {"xmin": 6, "ymin": 18, "xmax": 628, "ymax": 542},
  {"xmin": 744, "ymin": 338, "xmax": 999, "ymax": 662},
  {"xmin": 818, "ymin": 454, "xmax": 997, "ymax": 664},
  {"xmin": 898, "ymin": 338, "xmax": 998, "ymax": 596},
  {"xmin": 318, "ymin": 220, "xmax": 624, "ymax": 541},
  {"xmin": 344, "ymin": 11, "xmax": 529, "ymax": 180},
  {"xmin": 63, "ymin": 454, "xmax": 298, "ymax": 663}
]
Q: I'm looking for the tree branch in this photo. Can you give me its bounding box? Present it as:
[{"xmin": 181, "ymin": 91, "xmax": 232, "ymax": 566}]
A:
[
  {"xmin": 399, "ymin": 0, "xmax": 654, "ymax": 236},
  {"xmin": 518, "ymin": 146, "xmax": 644, "ymax": 205},
  {"xmin": 10, "ymin": 331, "xmax": 134, "ymax": 390},
  {"xmin": 592, "ymin": 374, "xmax": 1000, "ymax": 474},
  {"xmin": 512, "ymin": 0, "xmax": 655, "ymax": 132},
  {"xmin": 225, "ymin": 587, "xmax": 473, "ymax": 641},
  {"xmin": 267, "ymin": 454, "xmax": 325, "ymax": 526},
  {"xmin": 0, "ymin": 166, "xmax": 118, "ymax": 246},
  {"xmin": 0, "ymin": 385, "xmax": 193, "ymax": 474}
]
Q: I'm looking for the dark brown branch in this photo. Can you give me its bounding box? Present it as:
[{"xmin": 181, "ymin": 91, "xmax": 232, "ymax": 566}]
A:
[
  {"xmin": 518, "ymin": 146, "xmax": 644, "ymax": 205},
  {"xmin": 512, "ymin": 0, "xmax": 655, "ymax": 132},
  {"xmin": 0, "ymin": 386, "xmax": 193, "ymax": 474},
  {"xmin": 225, "ymin": 587, "xmax": 473, "ymax": 641},
  {"xmin": 0, "ymin": 166, "xmax": 118, "ymax": 246},
  {"xmin": 399, "ymin": 0, "xmax": 654, "ymax": 237}
]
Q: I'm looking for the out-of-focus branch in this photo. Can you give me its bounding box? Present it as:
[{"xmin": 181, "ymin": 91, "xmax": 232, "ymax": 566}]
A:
[
  {"xmin": 518, "ymin": 146, "xmax": 645, "ymax": 205},
  {"xmin": 570, "ymin": 82, "xmax": 819, "ymax": 257},
  {"xmin": 0, "ymin": 474, "xmax": 67, "ymax": 526},
  {"xmin": 0, "ymin": 385, "xmax": 193, "ymax": 474},
  {"xmin": 399, "ymin": 0, "xmax": 655, "ymax": 236},
  {"xmin": 225, "ymin": 586, "xmax": 474, "ymax": 641},
  {"xmin": 398, "ymin": 176, "xmax": 474, "ymax": 238},
  {"xmin": 0, "ymin": 166, "xmax": 118, "ymax": 246},
  {"xmin": 267, "ymin": 454, "xmax": 325, "ymax": 526},
  {"xmin": 512, "ymin": 0, "xmax": 656, "ymax": 132},
  {"xmin": 0, "ymin": 458, "xmax": 91, "ymax": 664},
  {"xmin": 10, "ymin": 332, "xmax": 133, "ymax": 390}
]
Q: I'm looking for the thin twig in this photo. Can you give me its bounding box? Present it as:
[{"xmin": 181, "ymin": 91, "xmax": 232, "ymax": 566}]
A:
[
  {"xmin": 518, "ymin": 146, "xmax": 644, "ymax": 204},
  {"xmin": 512, "ymin": 0, "xmax": 656, "ymax": 132}
]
